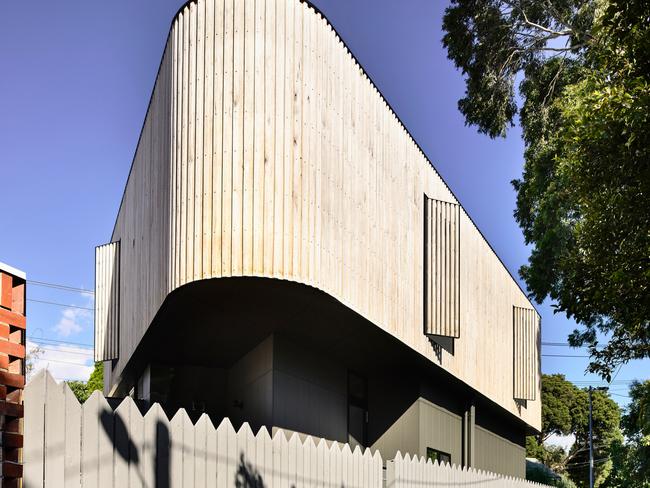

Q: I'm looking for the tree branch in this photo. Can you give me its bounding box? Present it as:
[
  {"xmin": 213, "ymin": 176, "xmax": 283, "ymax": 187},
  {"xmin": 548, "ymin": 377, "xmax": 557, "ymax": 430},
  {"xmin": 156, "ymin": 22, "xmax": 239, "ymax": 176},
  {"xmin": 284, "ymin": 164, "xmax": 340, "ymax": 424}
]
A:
[
  {"xmin": 542, "ymin": 52, "xmax": 567, "ymax": 107},
  {"xmin": 540, "ymin": 44, "xmax": 586, "ymax": 52}
]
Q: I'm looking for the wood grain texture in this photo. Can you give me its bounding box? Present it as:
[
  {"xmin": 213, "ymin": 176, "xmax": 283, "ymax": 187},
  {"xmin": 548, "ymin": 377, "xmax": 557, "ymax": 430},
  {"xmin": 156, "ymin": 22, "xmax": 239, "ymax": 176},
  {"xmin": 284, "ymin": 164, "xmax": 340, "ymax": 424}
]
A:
[{"xmin": 106, "ymin": 0, "xmax": 541, "ymax": 430}]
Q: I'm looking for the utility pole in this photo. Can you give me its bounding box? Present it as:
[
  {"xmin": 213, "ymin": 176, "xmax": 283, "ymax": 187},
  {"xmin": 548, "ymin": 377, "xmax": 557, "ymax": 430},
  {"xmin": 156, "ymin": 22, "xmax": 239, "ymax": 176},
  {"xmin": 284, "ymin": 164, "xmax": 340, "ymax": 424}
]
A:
[
  {"xmin": 589, "ymin": 386, "xmax": 609, "ymax": 488},
  {"xmin": 589, "ymin": 386, "xmax": 594, "ymax": 488}
]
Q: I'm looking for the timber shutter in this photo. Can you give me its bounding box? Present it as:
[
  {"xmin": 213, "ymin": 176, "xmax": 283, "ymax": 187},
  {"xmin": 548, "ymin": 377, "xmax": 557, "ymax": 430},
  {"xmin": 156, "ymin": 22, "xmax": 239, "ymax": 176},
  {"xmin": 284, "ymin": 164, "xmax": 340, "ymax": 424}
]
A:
[
  {"xmin": 424, "ymin": 196, "xmax": 460, "ymax": 338},
  {"xmin": 95, "ymin": 241, "xmax": 120, "ymax": 361},
  {"xmin": 513, "ymin": 306, "xmax": 538, "ymax": 400}
]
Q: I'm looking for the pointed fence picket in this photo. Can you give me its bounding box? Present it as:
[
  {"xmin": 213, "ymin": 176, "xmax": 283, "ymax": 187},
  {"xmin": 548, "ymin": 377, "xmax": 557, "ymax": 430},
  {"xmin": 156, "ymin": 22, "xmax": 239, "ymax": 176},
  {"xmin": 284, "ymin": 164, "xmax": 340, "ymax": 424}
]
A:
[
  {"xmin": 386, "ymin": 451, "xmax": 551, "ymax": 488},
  {"xmin": 23, "ymin": 371, "xmax": 550, "ymax": 487},
  {"xmin": 23, "ymin": 371, "xmax": 384, "ymax": 487}
]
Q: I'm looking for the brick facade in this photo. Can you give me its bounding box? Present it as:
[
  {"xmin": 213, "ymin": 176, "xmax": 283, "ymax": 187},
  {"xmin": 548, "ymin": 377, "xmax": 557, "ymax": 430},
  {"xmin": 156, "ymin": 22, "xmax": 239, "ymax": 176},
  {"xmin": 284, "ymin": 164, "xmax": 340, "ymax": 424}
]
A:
[{"xmin": 0, "ymin": 263, "xmax": 26, "ymax": 487}]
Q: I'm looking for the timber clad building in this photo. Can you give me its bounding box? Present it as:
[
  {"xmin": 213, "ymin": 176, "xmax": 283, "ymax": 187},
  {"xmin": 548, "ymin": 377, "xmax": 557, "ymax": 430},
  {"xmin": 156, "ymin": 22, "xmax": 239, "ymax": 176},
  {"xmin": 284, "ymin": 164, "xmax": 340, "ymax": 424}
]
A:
[{"xmin": 95, "ymin": 0, "xmax": 541, "ymax": 478}]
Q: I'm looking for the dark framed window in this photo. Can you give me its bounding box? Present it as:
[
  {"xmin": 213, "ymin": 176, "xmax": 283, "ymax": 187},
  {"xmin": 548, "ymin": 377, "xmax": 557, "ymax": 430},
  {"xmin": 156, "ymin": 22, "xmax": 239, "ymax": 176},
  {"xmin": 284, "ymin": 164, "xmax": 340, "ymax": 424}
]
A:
[{"xmin": 426, "ymin": 447, "xmax": 451, "ymax": 465}]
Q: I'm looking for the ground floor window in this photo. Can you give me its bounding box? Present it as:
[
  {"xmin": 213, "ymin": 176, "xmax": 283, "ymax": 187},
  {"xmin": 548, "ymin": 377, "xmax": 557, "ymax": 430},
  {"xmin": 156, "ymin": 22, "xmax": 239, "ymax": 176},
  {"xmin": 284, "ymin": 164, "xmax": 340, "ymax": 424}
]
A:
[{"xmin": 426, "ymin": 447, "xmax": 451, "ymax": 465}]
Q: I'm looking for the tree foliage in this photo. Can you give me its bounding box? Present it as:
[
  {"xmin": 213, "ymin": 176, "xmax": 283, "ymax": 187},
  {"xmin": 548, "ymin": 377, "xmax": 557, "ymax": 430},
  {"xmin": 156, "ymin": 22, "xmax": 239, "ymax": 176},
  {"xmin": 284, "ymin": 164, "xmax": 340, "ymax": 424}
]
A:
[
  {"xmin": 527, "ymin": 374, "xmax": 621, "ymax": 486},
  {"xmin": 527, "ymin": 459, "xmax": 578, "ymax": 487},
  {"xmin": 608, "ymin": 380, "xmax": 650, "ymax": 487},
  {"xmin": 66, "ymin": 362, "xmax": 104, "ymax": 403},
  {"xmin": 442, "ymin": 0, "xmax": 650, "ymax": 379}
]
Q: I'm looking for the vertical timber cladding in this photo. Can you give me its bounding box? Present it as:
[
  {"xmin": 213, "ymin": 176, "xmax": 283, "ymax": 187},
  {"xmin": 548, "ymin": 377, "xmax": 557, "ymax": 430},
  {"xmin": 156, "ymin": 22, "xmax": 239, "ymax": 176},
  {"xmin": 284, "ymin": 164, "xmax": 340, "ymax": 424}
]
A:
[
  {"xmin": 424, "ymin": 196, "xmax": 460, "ymax": 338},
  {"xmin": 109, "ymin": 0, "xmax": 541, "ymax": 429},
  {"xmin": 513, "ymin": 306, "xmax": 538, "ymax": 401},
  {"xmin": 95, "ymin": 242, "xmax": 120, "ymax": 361}
]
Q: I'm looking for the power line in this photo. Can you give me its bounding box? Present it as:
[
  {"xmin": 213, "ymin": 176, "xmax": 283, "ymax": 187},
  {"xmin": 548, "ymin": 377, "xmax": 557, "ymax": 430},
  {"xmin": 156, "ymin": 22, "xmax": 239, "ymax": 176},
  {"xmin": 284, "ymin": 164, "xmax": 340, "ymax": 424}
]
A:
[
  {"xmin": 33, "ymin": 357, "xmax": 93, "ymax": 367},
  {"xmin": 541, "ymin": 341, "xmax": 606, "ymax": 351},
  {"xmin": 27, "ymin": 336, "xmax": 93, "ymax": 348},
  {"xmin": 611, "ymin": 363, "xmax": 624, "ymax": 383},
  {"xmin": 572, "ymin": 380, "xmax": 634, "ymax": 384},
  {"xmin": 542, "ymin": 354, "xmax": 589, "ymax": 358},
  {"xmin": 27, "ymin": 298, "xmax": 94, "ymax": 311},
  {"xmin": 28, "ymin": 280, "xmax": 94, "ymax": 295},
  {"xmin": 565, "ymin": 458, "xmax": 611, "ymax": 468},
  {"xmin": 31, "ymin": 346, "xmax": 93, "ymax": 357}
]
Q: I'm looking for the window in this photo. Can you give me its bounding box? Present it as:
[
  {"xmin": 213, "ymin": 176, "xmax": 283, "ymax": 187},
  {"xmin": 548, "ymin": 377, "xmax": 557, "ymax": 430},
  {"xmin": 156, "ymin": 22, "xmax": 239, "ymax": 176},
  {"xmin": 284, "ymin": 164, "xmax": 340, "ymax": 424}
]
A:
[
  {"xmin": 426, "ymin": 447, "xmax": 451, "ymax": 465},
  {"xmin": 424, "ymin": 195, "xmax": 461, "ymax": 339}
]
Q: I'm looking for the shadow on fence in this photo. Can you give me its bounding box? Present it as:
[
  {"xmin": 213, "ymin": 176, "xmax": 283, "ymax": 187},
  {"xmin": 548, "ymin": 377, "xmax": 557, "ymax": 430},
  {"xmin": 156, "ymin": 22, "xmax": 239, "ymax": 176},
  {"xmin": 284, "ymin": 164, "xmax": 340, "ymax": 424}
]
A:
[
  {"xmin": 103, "ymin": 412, "xmax": 296, "ymax": 488},
  {"xmin": 23, "ymin": 370, "xmax": 546, "ymax": 488},
  {"xmin": 100, "ymin": 406, "xmax": 171, "ymax": 488}
]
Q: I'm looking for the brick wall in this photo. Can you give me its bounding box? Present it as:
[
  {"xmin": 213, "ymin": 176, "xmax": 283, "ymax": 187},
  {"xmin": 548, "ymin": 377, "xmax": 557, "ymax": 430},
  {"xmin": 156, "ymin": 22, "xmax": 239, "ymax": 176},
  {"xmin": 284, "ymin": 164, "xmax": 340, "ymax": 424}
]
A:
[{"xmin": 0, "ymin": 264, "xmax": 26, "ymax": 487}]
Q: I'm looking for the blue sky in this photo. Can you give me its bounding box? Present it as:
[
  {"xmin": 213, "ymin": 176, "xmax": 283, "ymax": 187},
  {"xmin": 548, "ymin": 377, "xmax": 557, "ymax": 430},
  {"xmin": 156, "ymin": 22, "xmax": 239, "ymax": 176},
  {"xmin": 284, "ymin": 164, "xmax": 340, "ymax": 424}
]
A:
[{"xmin": 1, "ymin": 1, "xmax": 645, "ymax": 409}]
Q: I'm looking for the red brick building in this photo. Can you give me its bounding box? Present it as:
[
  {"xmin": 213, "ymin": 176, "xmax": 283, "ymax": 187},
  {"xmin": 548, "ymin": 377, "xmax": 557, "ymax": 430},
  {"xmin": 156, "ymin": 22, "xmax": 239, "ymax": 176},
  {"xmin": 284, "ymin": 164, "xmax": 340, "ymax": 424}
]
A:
[{"xmin": 0, "ymin": 262, "xmax": 26, "ymax": 487}]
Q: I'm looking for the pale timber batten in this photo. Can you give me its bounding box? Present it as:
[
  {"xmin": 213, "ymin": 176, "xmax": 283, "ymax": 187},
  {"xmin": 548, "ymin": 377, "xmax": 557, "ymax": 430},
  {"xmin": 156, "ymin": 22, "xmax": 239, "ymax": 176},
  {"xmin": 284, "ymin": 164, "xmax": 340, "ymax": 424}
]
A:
[
  {"xmin": 513, "ymin": 306, "xmax": 538, "ymax": 401},
  {"xmin": 95, "ymin": 242, "xmax": 120, "ymax": 361},
  {"xmin": 106, "ymin": 0, "xmax": 542, "ymax": 429},
  {"xmin": 424, "ymin": 196, "xmax": 460, "ymax": 339}
]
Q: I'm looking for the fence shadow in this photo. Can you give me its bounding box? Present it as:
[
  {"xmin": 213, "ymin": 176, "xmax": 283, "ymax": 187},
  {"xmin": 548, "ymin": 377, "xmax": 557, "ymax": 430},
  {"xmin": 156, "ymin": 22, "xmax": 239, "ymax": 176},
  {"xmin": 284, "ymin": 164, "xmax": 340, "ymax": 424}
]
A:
[
  {"xmin": 155, "ymin": 421, "xmax": 170, "ymax": 488},
  {"xmin": 236, "ymin": 452, "xmax": 266, "ymax": 488},
  {"xmin": 100, "ymin": 407, "xmax": 170, "ymax": 488}
]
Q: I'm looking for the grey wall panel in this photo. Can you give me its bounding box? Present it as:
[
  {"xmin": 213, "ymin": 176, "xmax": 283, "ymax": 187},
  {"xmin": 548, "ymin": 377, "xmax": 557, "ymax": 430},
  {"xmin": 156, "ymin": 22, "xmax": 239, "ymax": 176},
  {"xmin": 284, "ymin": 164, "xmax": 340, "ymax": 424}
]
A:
[
  {"xmin": 371, "ymin": 400, "xmax": 420, "ymax": 462},
  {"xmin": 474, "ymin": 424, "xmax": 526, "ymax": 478},
  {"xmin": 371, "ymin": 398, "xmax": 462, "ymax": 466},
  {"xmin": 418, "ymin": 398, "xmax": 463, "ymax": 465},
  {"xmin": 226, "ymin": 335, "xmax": 274, "ymax": 430},
  {"xmin": 272, "ymin": 335, "xmax": 347, "ymax": 442},
  {"xmin": 95, "ymin": 241, "xmax": 120, "ymax": 361}
]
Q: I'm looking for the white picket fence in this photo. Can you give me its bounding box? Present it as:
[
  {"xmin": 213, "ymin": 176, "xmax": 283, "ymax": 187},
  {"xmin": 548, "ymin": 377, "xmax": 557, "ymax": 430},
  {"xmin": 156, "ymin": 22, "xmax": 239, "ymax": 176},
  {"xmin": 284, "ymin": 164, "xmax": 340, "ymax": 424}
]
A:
[
  {"xmin": 23, "ymin": 371, "xmax": 548, "ymax": 487},
  {"xmin": 387, "ymin": 453, "xmax": 548, "ymax": 487}
]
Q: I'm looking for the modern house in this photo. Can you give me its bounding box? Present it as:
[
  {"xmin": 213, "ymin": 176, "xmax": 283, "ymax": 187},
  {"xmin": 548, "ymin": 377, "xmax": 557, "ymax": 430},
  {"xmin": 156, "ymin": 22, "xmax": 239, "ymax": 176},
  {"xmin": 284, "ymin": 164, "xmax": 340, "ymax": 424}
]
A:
[{"xmin": 95, "ymin": 0, "xmax": 541, "ymax": 478}]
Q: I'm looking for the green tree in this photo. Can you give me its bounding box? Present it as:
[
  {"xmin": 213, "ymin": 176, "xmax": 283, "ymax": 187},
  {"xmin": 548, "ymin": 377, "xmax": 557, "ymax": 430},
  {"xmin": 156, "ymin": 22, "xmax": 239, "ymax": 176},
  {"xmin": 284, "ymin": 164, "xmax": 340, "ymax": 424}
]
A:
[
  {"xmin": 526, "ymin": 374, "xmax": 621, "ymax": 486},
  {"xmin": 541, "ymin": 374, "xmax": 582, "ymax": 440},
  {"xmin": 442, "ymin": 0, "xmax": 650, "ymax": 380},
  {"xmin": 609, "ymin": 380, "xmax": 650, "ymax": 487},
  {"xmin": 66, "ymin": 362, "xmax": 104, "ymax": 403},
  {"xmin": 527, "ymin": 461, "xmax": 578, "ymax": 488},
  {"xmin": 563, "ymin": 388, "xmax": 621, "ymax": 487},
  {"xmin": 86, "ymin": 360, "xmax": 104, "ymax": 394},
  {"xmin": 66, "ymin": 380, "xmax": 92, "ymax": 403}
]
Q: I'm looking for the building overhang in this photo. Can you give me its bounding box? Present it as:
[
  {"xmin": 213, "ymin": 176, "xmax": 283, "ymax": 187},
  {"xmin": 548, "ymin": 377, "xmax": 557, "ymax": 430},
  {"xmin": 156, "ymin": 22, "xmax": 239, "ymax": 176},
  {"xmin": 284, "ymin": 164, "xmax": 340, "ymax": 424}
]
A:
[{"xmin": 110, "ymin": 276, "xmax": 540, "ymax": 436}]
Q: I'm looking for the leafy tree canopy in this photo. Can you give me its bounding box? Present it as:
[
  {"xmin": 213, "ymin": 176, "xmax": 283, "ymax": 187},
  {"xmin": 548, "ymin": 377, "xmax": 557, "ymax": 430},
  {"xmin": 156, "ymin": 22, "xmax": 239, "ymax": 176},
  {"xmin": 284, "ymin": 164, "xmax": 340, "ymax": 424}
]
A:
[
  {"xmin": 442, "ymin": 0, "xmax": 650, "ymax": 379},
  {"xmin": 66, "ymin": 362, "xmax": 104, "ymax": 403},
  {"xmin": 527, "ymin": 374, "xmax": 621, "ymax": 486},
  {"xmin": 608, "ymin": 380, "xmax": 650, "ymax": 487}
]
